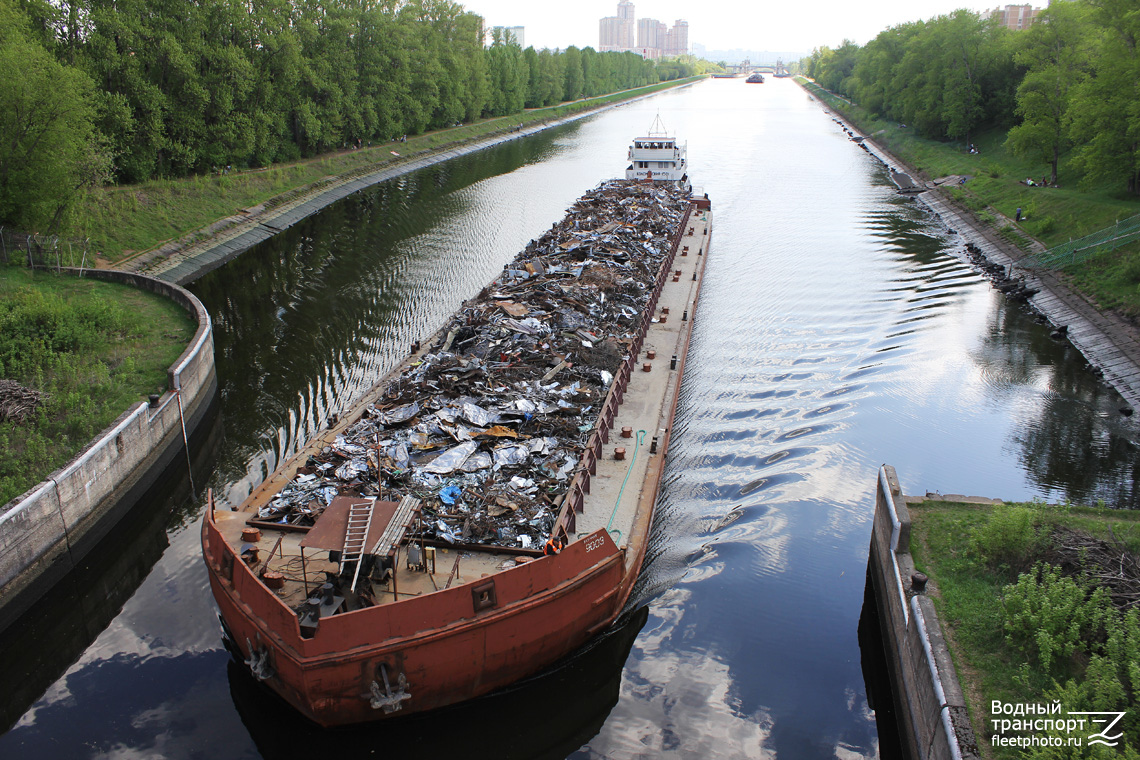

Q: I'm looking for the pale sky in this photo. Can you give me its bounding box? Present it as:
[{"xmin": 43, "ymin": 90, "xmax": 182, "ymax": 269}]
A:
[{"xmin": 461, "ymin": 0, "xmax": 1002, "ymax": 57}]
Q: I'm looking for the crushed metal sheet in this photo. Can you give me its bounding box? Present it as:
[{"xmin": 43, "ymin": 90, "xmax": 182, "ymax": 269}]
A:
[{"xmin": 267, "ymin": 180, "xmax": 691, "ymax": 549}]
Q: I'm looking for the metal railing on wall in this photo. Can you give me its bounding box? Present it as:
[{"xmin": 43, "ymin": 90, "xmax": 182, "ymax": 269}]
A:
[
  {"xmin": 1027, "ymin": 212, "xmax": 1140, "ymax": 270},
  {"xmin": 0, "ymin": 228, "xmax": 92, "ymax": 271}
]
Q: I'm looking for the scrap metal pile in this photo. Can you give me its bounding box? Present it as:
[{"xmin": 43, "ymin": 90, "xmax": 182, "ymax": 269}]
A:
[{"xmin": 260, "ymin": 180, "xmax": 691, "ymax": 549}]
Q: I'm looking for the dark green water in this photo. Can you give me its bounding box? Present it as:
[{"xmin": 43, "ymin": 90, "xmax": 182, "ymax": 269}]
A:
[{"xmin": 2, "ymin": 79, "xmax": 1138, "ymax": 759}]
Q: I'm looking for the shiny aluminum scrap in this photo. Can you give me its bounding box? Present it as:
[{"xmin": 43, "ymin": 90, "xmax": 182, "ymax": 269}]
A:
[{"xmin": 264, "ymin": 180, "xmax": 690, "ymax": 549}]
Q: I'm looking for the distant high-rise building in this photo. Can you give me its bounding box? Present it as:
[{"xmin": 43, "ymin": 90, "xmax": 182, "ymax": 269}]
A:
[
  {"xmin": 600, "ymin": 16, "xmax": 631, "ymax": 51},
  {"xmin": 989, "ymin": 4, "xmax": 1042, "ymax": 29},
  {"xmin": 600, "ymin": 0, "xmax": 635, "ymax": 51},
  {"xmin": 637, "ymin": 18, "xmax": 667, "ymax": 58},
  {"xmin": 600, "ymin": 2, "xmax": 688, "ymax": 58},
  {"xmin": 664, "ymin": 19, "xmax": 688, "ymax": 57}
]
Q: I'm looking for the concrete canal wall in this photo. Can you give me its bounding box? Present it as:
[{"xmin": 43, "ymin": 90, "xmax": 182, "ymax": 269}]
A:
[
  {"xmin": 0, "ymin": 270, "xmax": 216, "ymax": 631},
  {"xmin": 867, "ymin": 465, "xmax": 979, "ymax": 760}
]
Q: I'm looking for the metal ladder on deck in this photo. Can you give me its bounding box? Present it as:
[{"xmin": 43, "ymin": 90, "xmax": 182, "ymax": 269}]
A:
[{"xmin": 341, "ymin": 499, "xmax": 375, "ymax": 592}]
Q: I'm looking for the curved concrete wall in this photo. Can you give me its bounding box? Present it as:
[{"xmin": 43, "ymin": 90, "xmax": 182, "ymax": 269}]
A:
[{"xmin": 0, "ymin": 269, "xmax": 216, "ymax": 623}]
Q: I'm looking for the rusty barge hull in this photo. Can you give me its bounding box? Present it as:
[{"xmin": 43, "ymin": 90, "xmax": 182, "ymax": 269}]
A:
[
  {"xmin": 202, "ymin": 180, "xmax": 712, "ymax": 726},
  {"xmin": 204, "ymin": 520, "xmax": 624, "ymax": 724}
]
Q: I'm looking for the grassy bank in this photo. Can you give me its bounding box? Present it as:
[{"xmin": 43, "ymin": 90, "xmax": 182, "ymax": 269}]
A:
[
  {"xmin": 69, "ymin": 78, "xmax": 702, "ymax": 265},
  {"xmin": 796, "ymin": 77, "xmax": 1140, "ymax": 318},
  {"xmin": 909, "ymin": 499, "xmax": 1140, "ymax": 758},
  {"xmin": 0, "ymin": 266, "xmax": 196, "ymax": 505}
]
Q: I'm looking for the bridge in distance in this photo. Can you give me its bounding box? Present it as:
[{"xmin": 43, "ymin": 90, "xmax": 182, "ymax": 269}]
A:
[{"xmin": 722, "ymin": 59, "xmax": 792, "ymax": 76}]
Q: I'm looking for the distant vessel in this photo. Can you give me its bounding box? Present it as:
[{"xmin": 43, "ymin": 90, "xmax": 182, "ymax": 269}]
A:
[
  {"xmin": 625, "ymin": 115, "xmax": 690, "ymax": 190},
  {"xmin": 711, "ymin": 73, "xmax": 737, "ymax": 79},
  {"xmin": 746, "ymin": 73, "xmax": 765, "ymax": 84}
]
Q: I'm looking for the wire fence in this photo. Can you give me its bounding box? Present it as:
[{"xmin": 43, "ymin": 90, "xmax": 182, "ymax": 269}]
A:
[
  {"xmin": 1027, "ymin": 212, "xmax": 1140, "ymax": 270},
  {"xmin": 0, "ymin": 228, "xmax": 92, "ymax": 270}
]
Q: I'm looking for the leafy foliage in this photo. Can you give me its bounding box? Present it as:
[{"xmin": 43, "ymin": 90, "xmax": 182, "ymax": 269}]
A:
[
  {"xmin": 913, "ymin": 503, "xmax": 1140, "ymax": 758},
  {"xmin": 0, "ymin": 6, "xmax": 110, "ymax": 232},
  {"xmin": 1002, "ymin": 563, "xmax": 1110, "ymax": 669},
  {"xmin": 0, "ymin": 0, "xmax": 695, "ymax": 212},
  {"xmin": 971, "ymin": 504, "xmax": 1054, "ymax": 574},
  {"xmin": 803, "ymin": 0, "xmax": 1140, "ymax": 195},
  {"xmin": 1002, "ymin": 565, "xmax": 1140, "ymax": 757}
]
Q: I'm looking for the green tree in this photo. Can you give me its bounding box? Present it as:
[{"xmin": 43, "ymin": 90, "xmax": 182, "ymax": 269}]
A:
[
  {"xmin": 485, "ymin": 27, "xmax": 526, "ymax": 117},
  {"xmin": 1068, "ymin": 0, "xmax": 1140, "ymax": 194},
  {"xmin": 535, "ymin": 48, "xmax": 563, "ymax": 106},
  {"xmin": 938, "ymin": 11, "xmax": 1014, "ymax": 147},
  {"xmin": 816, "ymin": 39, "xmax": 860, "ymax": 97},
  {"xmin": 562, "ymin": 46, "xmax": 583, "ymax": 101},
  {"xmin": 1006, "ymin": 0, "xmax": 1094, "ymax": 185},
  {"xmin": 0, "ymin": 12, "xmax": 108, "ymax": 231}
]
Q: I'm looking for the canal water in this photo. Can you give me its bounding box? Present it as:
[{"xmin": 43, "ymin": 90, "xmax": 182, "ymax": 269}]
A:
[{"xmin": 4, "ymin": 79, "xmax": 1139, "ymax": 759}]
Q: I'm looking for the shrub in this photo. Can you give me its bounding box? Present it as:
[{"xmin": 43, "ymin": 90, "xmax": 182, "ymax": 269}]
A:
[
  {"xmin": 1033, "ymin": 216, "xmax": 1056, "ymax": 236},
  {"xmin": 1001, "ymin": 563, "xmax": 1110, "ymax": 670},
  {"xmin": 972, "ymin": 505, "xmax": 1050, "ymax": 573}
]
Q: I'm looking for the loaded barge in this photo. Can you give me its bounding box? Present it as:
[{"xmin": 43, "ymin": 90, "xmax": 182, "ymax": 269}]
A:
[{"xmin": 202, "ymin": 134, "xmax": 712, "ymax": 726}]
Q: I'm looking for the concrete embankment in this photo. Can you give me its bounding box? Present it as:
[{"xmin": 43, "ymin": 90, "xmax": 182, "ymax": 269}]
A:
[
  {"xmin": 124, "ymin": 82, "xmax": 701, "ymax": 286},
  {"xmin": 866, "ymin": 465, "xmax": 980, "ymax": 760},
  {"xmin": 0, "ymin": 270, "xmax": 216, "ymax": 633},
  {"xmin": 815, "ymin": 95, "xmax": 1140, "ymax": 413}
]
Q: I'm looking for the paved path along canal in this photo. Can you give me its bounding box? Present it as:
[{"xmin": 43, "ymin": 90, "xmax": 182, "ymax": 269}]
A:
[{"xmin": 2, "ymin": 78, "xmax": 1139, "ymax": 759}]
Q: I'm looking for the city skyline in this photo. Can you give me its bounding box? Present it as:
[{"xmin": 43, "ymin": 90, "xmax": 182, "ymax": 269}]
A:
[
  {"xmin": 599, "ymin": 1, "xmax": 688, "ymax": 59},
  {"xmin": 461, "ymin": 0, "xmax": 1039, "ymax": 57}
]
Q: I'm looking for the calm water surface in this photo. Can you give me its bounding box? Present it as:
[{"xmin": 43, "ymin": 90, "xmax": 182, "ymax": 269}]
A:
[{"xmin": 4, "ymin": 79, "xmax": 1139, "ymax": 759}]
